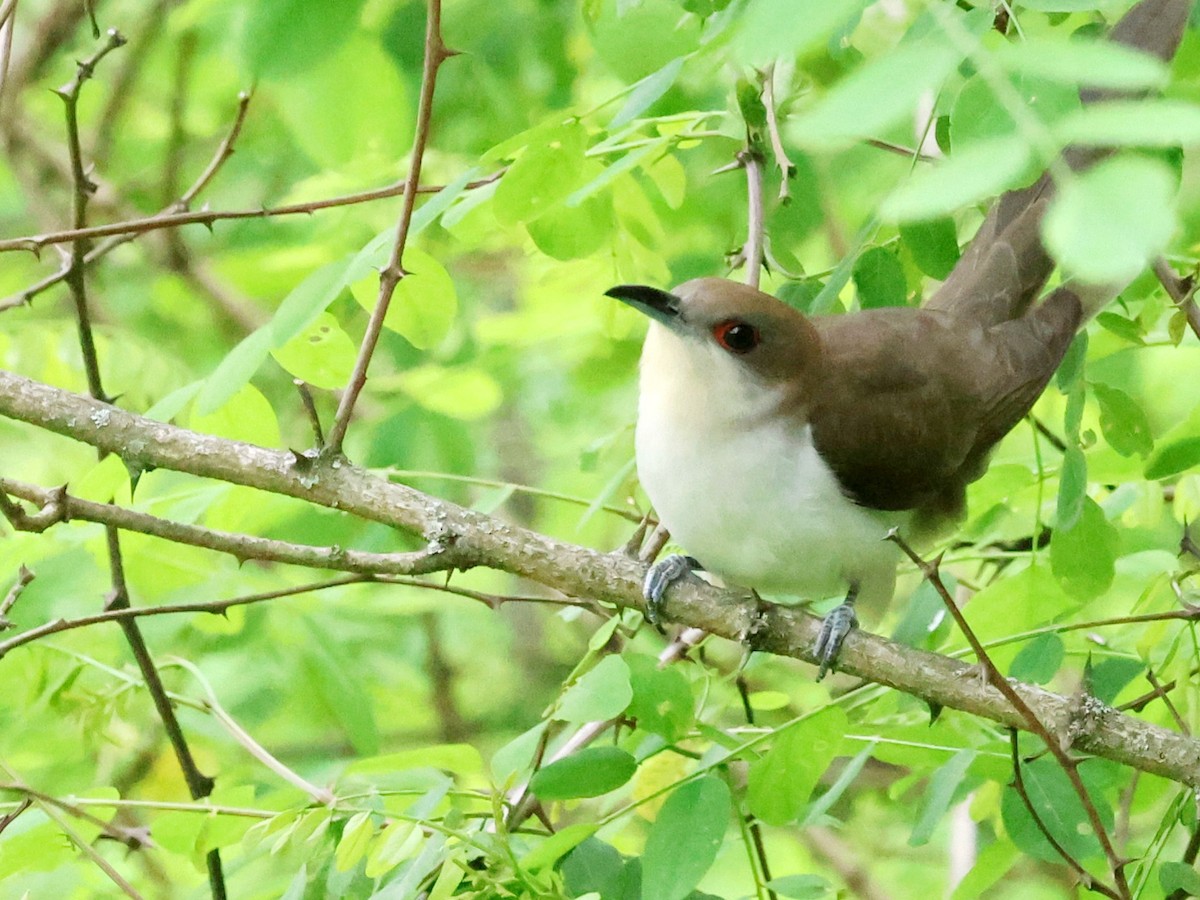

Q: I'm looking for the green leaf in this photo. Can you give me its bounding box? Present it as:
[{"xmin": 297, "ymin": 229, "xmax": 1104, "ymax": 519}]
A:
[
  {"xmin": 1042, "ymin": 156, "xmax": 1178, "ymax": 284},
  {"xmin": 494, "ymin": 122, "xmax": 588, "ymax": 224},
  {"xmin": 610, "ymin": 56, "xmax": 686, "ymax": 128},
  {"xmin": 881, "ymin": 136, "xmax": 1034, "ymax": 222},
  {"xmin": 731, "ymin": 0, "xmax": 866, "ymax": 66},
  {"xmin": 351, "ymin": 246, "xmax": 458, "ymax": 350},
  {"xmin": 530, "ymin": 746, "xmax": 637, "ymax": 800},
  {"xmin": 748, "ymin": 708, "xmax": 847, "ymax": 826},
  {"xmin": 1095, "ymin": 311, "xmax": 1145, "ymax": 345},
  {"xmin": 641, "ymin": 776, "xmax": 731, "ymax": 900},
  {"xmin": 950, "ymin": 73, "xmax": 1079, "ymax": 149},
  {"xmin": 1050, "ymin": 497, "xmax": 1118, "ymax": 600},
  {"xmin": 393, "ymin": 365, "xmax": 504, "ymax": 420},
  {"xmin": 909, "ymin": 749, "xmax": 977, "ymax": 846},
  {"xmin": 899, "ymin": 218, "xmax": 960, "ymax": 279},
  {"xmin": 1001, "ymin": 758, "xmax": 1113, "ymax": 863},
  {"xmin": 767, "ymin": 874, "xmax": 835, "ymax": 899},
  {"xmin": 626, "ymin": 653, "xmax": 694, "ymax": 741},
  {"xmin": 527, "ymin": 191, "xmax": 612, "ymax": 260},
  {"xmin": 519, "ymin": 823, "xmax": 600, "ymax": 872},
  {"xmin": 1160, "ymin": 862, "xmax": 1200, "ymax": 895},
  {"xmin": 364, "ymin": 820, "xmax": 422, "ymax": 878},
  {"xmin": 273, "ymin": 37, "xmax": 411, "ymax": 169},
  {"xmin": 1009, "ymin": 633, "xmax": 1065, "ymax": 684},
  {"xmin": 302, "ymin": 620, "xmax": 380, "ymax": 755},
  {"xmin": 271, "ymin": 259, "xmax": 354, "ymax": 346},
  {"xmin": 334, "ymin": 811, "xmax": 375, "ymax": 872},
  {"xmin": 789, "ymin": 39, "xmax": 961, "ymax": 147},
  {"xmin": 242, "ymin": 0, "xmax": 365, "ymax": 78},
  {"xmin": 269, "ymin": 313, "xmax": 356, "ymax": 389},
  {"xmin": 196, "ymin": 329, "xmax": 273, "ymax": 415},
  {"xmin": 563, "ymin": 837, "xmax": 625, "ymax": 899},
  {"xmin": 343, "ymin": 744, "xmax": 483, "ymax": 777},
  {"xmin": 1145, "ymin": 436, "xmax": 1200, "ymax": 479},
  {"xmin": 852, "ymin": 246, "xmax": 907, "ymax": 308},
  {"xmin": 996, "ymin": 39, "xmax": 1167, "ymax": 91},
  {"xmin": 555, "ymin": 655, "xmax": 633, "ymax": 723},
  {"xmin": 1092, "ymin": 382, "xmax": 1153, "ymax": 458},
  {"xmin": 1056, "ymin": 100, "xmax": 1200, "ymax": 147}
]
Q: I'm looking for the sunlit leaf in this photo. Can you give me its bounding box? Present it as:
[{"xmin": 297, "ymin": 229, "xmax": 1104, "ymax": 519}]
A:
[{"xmin": 1042, "ymin": 156, "xmax": 1178, "ymax": 284}]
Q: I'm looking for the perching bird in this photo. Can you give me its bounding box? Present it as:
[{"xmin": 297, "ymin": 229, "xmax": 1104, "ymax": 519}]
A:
[{"xmin": 608, "ymin": 0, "xmax": 1191, "ymax": 677}]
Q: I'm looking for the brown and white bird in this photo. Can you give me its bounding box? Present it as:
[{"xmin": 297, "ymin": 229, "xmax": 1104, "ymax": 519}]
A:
[{"xmin": 608, "ymin": 0, "xmax": 1191, "ymax": 677}]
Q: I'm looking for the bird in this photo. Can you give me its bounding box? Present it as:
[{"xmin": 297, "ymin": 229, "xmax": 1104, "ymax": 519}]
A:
[{"xmin": 607, "ymin": 0, "xmax": 1191, "ymax": 678}]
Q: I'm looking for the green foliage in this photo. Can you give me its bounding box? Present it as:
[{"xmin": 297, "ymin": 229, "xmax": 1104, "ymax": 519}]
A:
[{"xmin": 2, "ymin": 0, "xmax": 1200, "ymax": 897}]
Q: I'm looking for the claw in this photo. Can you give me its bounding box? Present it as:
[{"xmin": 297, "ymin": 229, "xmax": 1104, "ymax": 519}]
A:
[
  {"xmin": 642, "ymin": 554, "xmax": 701, "ymax": 627},
  {"xmin": 814, "ymin": 583, "xmax": 860, "ymax": 681}
]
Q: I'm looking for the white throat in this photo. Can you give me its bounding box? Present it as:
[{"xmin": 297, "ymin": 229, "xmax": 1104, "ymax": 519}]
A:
[{"xmin": 635, "ymin": 323, "xmax": 902, "ymax": 613}]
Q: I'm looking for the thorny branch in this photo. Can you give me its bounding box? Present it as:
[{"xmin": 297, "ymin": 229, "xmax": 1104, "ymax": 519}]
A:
[
  {"xmin": 325, "ymin": 0, "xmax": 455, "ymax": 454},
  {"xmin": 1153, "ymin": 256, "xmax": 1200, "ymax": 343},
  {"xmin": 4, "ymin": 370, "xmax": 1198, "ymax": 790},
  {"xmin": 50, "ymin": 28, "xmax": 226, "ymax": 900},
  {"xmin": 888, "ymin": 530, "xmax": 1129, "ymax": 899}
]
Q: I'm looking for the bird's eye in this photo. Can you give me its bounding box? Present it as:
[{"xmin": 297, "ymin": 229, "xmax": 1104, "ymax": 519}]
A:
[{"xmin": 712, "ymin": 319, "xmax": 760, "ymax": 354}]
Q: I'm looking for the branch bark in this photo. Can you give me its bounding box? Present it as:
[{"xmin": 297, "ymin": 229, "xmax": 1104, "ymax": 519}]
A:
[{"xmin": 3, "ymin": 368, "xmax": 1200, "ymax": 787}]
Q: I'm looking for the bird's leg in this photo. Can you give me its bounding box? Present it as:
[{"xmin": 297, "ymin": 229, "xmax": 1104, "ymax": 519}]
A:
[
  {"xmin": 642, "ymin": 554, "xmax": 703, "ymax": 628},
  {"xmin": 814, "ymin": 581, "xmax": 860, "ymax": 681}
]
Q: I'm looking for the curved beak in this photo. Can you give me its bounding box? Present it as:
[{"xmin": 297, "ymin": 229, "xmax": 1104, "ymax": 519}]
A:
[{"xmin": 605, "ymin": 284, "xmax": 682, "ymax": 329}]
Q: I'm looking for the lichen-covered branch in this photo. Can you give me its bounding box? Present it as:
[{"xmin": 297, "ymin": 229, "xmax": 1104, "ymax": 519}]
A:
[{"xmin": 2, "ymin": 368, "xmax": 1198, "ymax": 787}]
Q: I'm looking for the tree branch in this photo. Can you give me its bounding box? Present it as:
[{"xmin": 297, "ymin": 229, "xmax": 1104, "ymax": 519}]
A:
[
  {"xmin": 3, "ymin": 368, "xmax": 1200, "ymax": 787},
  {"xmin": 325, "ymin": 0, "xmax": 454, "ymax": 453}
]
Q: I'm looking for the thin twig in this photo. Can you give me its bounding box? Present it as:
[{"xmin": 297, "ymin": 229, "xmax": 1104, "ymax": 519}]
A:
[
  {"xmin": 865, "ymin": 137, "xmax": 937, "ymax": 162},
  {"xmin": 0, "ymin": 563, "xmax": 33, "ymax": 629},
  {"xmin": 889, "ymin": 530, "xmax": 1128, "ymax": 898},
  {"xmin": 743, "ymin": 149, "xmax": 765, "ymax": 290},
  {"xmin": 294, "ymin": 380, "xmax": 325, "ymax": 446},
  {"xmin": 1008, "ymin": 730, "xmax": 1115, "ymax": 897},
  {"xmin": 761, "ymin": 64, "xmax": 794, "ymax": 202},
  {"xmin": 0, "ymin": 768, "xmax": 146, "ymax": 900},
  {"xmin": 0, "ymin": 168, "xmax": 501, "ymax": 257},
  {"xmin": 171, "ymin": 658, "xmax": 336, "ymax": 804},
  {"xmin": 51, "ymin": 31, "xmax": 227, "ymax": 899},
  {"xmin": 325, "ymin": 0, "xmax": 455, "ymax": 454},
  {"xmin": 1153, "ymin": 256, "xmax": 1200, "ymax": 342},
  {"xmin": 0, "ymin": 576, "xmax": 371, "ymax": 659},
  {"xmin": 0, "ymin": 479, "xmax": 461, "ymax": 580}
]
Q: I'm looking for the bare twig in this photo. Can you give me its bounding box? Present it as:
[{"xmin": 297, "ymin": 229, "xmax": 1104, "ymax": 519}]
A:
[
  {"xmin": 0, "ymin": 563, "xmax": 33, "ymax": 629},
  {"xmin": 743, "ymin": 149, "xmax": 765, "ymax": 289},
  {"xmin": 51, "ymin": 30, "xmax": 226, "ymax": 899},
  {"xmin": 0, "ymin": 576, "xmax": 370, "ymax": 659},
  {"xmin": 1153, "ymin": 256, "xmax": 1200, "ymax": 342},
  {"xmin": 0, "ymin": 168, "xmax": 502, "ymax": 258},
  {"xmin": 0, "ymin": 478, "xmax": 464, "ymax": 580},
  {"xmin": 294, "ymin": 380, "xmax": 325, "ymax": 446},
  {"xmin": 761, "ymin": 64, "xmax": 794, "ymax": 202},
  {"xmin": 325, "ymin": 0, "xmax": 455, "ymax": 454},
  {"xmin": 888, "ymin": 531, "xmax": 1128, "ymax": 898},
  {"xmin": 1007, "ymin": 730, "xmax": 1115, "ymax": 897}
]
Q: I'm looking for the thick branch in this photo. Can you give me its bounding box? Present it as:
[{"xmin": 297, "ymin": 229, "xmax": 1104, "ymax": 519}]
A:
[{"xmin": 3, "ymin": 369, "xmax": 1200, "ymax": 786}]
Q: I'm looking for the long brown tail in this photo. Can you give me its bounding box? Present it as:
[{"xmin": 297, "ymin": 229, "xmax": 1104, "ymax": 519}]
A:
[{"xmin": 924, "ymin": 0, "xmax": 1192, "ymax": 327}]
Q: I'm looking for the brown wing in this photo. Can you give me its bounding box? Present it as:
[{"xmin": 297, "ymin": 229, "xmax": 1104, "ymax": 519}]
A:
[{"xmin": 807, "ymin": 291, "xmax": 1081, "ymax": 521}]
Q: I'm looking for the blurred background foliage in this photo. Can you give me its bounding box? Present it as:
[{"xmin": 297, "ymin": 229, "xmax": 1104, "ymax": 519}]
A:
[{"xmin": 2, "ymin": 0, "xmax": 1200, "ymax": 897}]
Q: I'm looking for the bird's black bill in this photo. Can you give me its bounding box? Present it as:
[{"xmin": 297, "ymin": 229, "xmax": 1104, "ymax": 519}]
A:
[{"xmin": 605, "ymin": 284, "xmax": 682, "ymax": 328}]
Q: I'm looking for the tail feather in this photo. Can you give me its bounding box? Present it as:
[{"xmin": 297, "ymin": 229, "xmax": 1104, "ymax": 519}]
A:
[{"xmin": 924, "ymin": 0, "xmax": 1191, "ymax": 325}]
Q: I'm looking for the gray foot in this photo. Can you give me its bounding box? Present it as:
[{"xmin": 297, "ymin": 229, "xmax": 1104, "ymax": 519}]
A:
[
  {"xmin": 814, "ymin": 584, "xmax": 860, "ymax": 681},
  {"xmin": 642, "ymin": 554, "xmax": 701, "ymax": 628}
]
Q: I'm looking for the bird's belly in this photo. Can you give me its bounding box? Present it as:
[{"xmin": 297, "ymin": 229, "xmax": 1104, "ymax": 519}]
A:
[{"xmin": 637, "ymin": 419, "xmax": 902, "ymax": 605}]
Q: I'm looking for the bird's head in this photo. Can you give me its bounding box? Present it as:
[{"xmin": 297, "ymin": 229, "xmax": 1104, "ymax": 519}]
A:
[{"xmin": 606, "ymin": 277, "xmax": 821, "ymax": 390}]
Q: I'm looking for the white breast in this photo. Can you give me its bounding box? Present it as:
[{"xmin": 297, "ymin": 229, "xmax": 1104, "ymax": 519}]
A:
[{"xmin": 635, "ymin": 324, "xmax": 902, "ymax": 614}]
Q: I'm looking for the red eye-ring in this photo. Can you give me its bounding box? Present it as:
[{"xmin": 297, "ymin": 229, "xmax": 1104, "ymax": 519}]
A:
[{"xmin": 712, "ymin": 319, "xmax": 760, "ymax": 354}]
